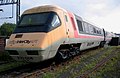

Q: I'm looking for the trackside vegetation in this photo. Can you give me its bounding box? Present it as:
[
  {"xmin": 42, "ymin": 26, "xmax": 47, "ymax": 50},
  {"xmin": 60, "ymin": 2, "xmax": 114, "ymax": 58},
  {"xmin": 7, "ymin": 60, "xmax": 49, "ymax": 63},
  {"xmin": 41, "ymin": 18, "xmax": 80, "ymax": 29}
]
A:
[
  {"xmin": 41, "ymin": 46, "xmax": 120, "ymax": 78},
  {"xmin": 0, "ymin": 22, "xmax": 16, "ymax": 36},
  {"xmin": 0, "ymin": 46, "xmax": 119, "ymax": 77},
  {"xmin": 89, "ymin": 46, "xmax": 120, "ymax": 78}
]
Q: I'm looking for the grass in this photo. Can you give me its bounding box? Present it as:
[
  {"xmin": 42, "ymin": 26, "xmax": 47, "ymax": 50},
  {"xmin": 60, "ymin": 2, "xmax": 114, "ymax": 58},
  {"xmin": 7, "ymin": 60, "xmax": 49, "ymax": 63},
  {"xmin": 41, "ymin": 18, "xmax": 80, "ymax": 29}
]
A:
[
  {"xmin": 0, "ymin": 61, "xmax": 27, "ymax": 73},
  {"xmin": 89, "ymin": 46, "xmax": 120, "ymax": 78},
  {"xmin": 0, "ymin": 46, "xmax": 119, "ymax": 77},
  {"xmin": 41, "ymin": 46, "xmax": 120, "ymax": 78},
  {"xmin": 0, "ymin": 51, "xmax": 27, "ymax": 73},
  {"xmin": 42, "ymin": 47, "xmax": 110, "ymax": 78},
  {"xmin": 0, "ymin": 51, "xmax": 13, "ymax": 61},
  {"xmin": 77, "ymin": 46, "xmax": 119, "ymax": 77}
]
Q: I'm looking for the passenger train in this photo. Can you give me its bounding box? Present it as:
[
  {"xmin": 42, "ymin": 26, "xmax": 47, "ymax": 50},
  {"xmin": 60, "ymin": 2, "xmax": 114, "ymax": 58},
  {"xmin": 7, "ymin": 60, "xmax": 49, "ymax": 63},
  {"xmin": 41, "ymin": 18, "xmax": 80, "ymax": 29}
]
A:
[{"xmin": 5, "ymin": 5, "xmax": 114, "ymax": 62}]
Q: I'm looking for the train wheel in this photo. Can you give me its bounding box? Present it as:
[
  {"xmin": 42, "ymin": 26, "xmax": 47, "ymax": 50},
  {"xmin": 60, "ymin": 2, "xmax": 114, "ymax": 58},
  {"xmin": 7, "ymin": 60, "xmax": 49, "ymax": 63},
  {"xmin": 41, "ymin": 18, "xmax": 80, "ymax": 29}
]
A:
[
  {"xmin": 75, "ymin": 47, "xmax": 80, "ymax": 55},
  {"xmin": 69, "ymin": 47, "xmax": 79, "ymax": 56},
  {"xmin": 56, "ymin": 49, "xmax": 69, "ymax": 60},
  {"xmin": 99, "ymin": 41, "xmax": 105, "ymax": 48},
  {"xmin": 69, "ymin": 48, "xmax": 76, "ymax": 56}
]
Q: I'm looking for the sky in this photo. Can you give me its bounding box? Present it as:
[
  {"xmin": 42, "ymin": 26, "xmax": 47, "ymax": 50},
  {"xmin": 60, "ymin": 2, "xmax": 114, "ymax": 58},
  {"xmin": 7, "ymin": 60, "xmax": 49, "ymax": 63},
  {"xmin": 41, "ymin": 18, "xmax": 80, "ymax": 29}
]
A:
[{"xmin": 0, "ymin": 0, "xmax": 120, "ymax": 33}]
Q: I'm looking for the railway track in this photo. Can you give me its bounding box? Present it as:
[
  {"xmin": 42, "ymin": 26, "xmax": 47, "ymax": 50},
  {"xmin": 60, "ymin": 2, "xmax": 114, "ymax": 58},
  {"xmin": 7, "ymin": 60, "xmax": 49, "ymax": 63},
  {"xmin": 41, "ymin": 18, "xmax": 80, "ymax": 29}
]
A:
[
  {"xmin": 14, "ymin": 47, "xmax": 101, "ymax": 78},
  {"xmin": 0, "ymin": 47, "xmax": 100, "ymax": 78},
  {"xmin": 0, "ymin": 61, "xmax": 28, "ymax": 75},
  {"xmin": 2, "ymin": 57, "xmax": 75, "ymax": 78},
  {"xmin": 0, "ymin": 46, "xmax": 119, "ymax": 78},
  {"xmin": 56, "ymin": 46, "xmax": 110, "ymax": 78},
  {"xmin": 78, "ymin": 48, "xmax": 119, "ymax": 78},
  {"xmin": 0, "ymin": 60, "xmax": 54, "ymax": 78}
]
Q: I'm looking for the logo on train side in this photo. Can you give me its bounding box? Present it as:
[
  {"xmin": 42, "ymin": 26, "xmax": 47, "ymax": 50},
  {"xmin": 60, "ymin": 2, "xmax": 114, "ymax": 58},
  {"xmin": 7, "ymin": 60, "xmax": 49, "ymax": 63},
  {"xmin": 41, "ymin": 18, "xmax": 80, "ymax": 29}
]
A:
[
  {"xmin": 17, "ymin": 40, "xmax": 31, "ymax": 44},
  {"xmin": 8, "ymin": 40, "xmax": 38, "ymax": 44}
]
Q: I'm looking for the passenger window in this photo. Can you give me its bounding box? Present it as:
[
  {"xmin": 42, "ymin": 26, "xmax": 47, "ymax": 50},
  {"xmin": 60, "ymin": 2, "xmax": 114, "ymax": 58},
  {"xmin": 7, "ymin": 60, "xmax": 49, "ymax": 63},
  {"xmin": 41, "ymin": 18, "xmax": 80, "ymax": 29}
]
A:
[
  {"xmin": 83, "ymin": 22, "xmax": 87, "ymax": 33},
  {"xmin": 89, "ymin": 25, "xmax": 94, "ymax": 34},
  {"xmin": 77, "ymin": 20, "xmax": 83, "ymax": 32},
  {"xmin": 84, "ymin": 23, "xmax": 90, "ymax": 33},
  {"xmin": 99, "ymin": 30, "xmax": 101, "ymax": 34},
  {"xmin": 93, "ymin": 27, "xmax": 97, "ymax": 33},
  {"xmin": 82, "ymin": 22, "xmax": 86, "ymax": 32},
  {"xmin": 97, "ymin": 30, "xmax": 99, "ymax": 34},
  {"xmin": 51, "ymin": 15, "xmax": 61, "ymax": 27}
]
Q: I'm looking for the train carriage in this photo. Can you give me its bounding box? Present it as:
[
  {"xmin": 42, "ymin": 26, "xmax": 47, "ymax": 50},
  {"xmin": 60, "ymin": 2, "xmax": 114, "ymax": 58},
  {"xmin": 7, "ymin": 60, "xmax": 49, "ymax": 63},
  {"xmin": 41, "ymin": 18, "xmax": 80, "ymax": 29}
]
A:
[{"xmin": 5, "ymin": 5, "xmax": 108, "ymax": 62}]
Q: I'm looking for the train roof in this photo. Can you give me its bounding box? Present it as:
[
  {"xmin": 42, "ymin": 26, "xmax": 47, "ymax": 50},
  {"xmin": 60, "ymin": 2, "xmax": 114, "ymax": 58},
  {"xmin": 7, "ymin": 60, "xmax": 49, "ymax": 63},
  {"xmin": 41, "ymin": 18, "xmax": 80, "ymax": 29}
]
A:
[
  {"xmin": 23, "ymin": 5, "xmax": 68, "ymax": 14},
  {"xmin": 22, "ymin": 5, "xmax": 103, "ymax": 30}
]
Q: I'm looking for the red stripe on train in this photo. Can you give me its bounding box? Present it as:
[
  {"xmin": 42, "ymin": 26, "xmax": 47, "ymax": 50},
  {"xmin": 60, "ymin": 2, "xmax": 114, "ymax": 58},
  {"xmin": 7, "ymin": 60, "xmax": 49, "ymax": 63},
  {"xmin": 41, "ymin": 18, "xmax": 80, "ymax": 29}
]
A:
[
  {"xmin": 78, "ymin": 35, "xmax": 104, "ymax": 39},
  {"xmin": 68, "ymin": 11, "xmax": 104, "ymax": 39}
]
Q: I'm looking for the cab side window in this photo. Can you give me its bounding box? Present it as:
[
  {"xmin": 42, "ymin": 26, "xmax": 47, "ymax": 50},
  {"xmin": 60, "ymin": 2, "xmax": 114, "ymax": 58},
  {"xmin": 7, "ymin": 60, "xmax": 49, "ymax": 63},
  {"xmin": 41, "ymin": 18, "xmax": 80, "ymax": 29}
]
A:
[{"xmin": 51, "ymin": 15, "xmax": 61, "ymax": 28}]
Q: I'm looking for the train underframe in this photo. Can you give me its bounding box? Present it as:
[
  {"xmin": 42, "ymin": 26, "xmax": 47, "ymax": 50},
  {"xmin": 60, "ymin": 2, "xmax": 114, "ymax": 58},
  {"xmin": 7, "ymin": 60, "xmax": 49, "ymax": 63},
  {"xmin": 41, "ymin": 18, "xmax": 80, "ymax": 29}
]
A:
[
  {"xmin": 55, "ymin": 40, "xmax": 106, "ymax": 62},
  {"xmin": 55, "ymin": 43, "xmax": 81, "ymax": 61}
]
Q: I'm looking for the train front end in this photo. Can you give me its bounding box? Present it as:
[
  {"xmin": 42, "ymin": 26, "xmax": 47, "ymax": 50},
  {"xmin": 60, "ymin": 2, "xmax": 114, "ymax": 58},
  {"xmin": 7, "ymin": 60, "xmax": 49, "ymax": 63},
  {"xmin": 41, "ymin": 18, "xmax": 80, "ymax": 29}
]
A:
[
  {"xmin": 6, "ymin": 33, "xmax": 50, "ymax": 62},
  {"xmin": 5, "ymin": 5, "xmax": 66, "ymax": 62}
]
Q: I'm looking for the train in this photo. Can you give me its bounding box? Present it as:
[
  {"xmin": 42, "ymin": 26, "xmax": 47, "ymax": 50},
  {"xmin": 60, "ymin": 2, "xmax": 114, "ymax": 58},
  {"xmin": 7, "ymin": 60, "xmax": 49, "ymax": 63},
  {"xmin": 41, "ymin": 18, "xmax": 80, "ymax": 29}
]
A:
[
  {"xmin": 115, "ymin": 34, "xmax": 120, "ymax": 44},
  {"xmin": 5, "ymin": 5, "xmax": 115, "ymax": 62}
]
